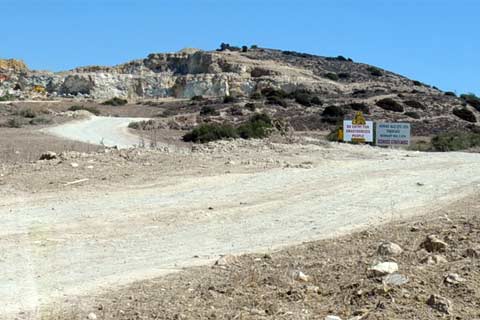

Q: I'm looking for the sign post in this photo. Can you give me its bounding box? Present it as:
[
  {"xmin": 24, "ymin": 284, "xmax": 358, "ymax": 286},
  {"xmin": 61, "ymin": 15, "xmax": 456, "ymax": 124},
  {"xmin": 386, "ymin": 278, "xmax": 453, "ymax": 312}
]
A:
[
  {"xmin": 343, "ymin": 112, "xmax": 373, "ymax": 143},
  {"xmin": 375, "ymin": 123, "xmax": 411, "ymax": 147}
]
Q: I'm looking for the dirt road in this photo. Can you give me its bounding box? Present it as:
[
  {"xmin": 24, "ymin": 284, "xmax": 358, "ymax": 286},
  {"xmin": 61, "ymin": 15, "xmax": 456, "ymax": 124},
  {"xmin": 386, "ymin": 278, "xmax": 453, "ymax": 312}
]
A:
[
  {"xmin": 44, "ymin": 116, "xmax": 149, "ymax": 148},
  {"xmin": 1, "ymin": 145, "xmax": 480, "ymax": 317}
]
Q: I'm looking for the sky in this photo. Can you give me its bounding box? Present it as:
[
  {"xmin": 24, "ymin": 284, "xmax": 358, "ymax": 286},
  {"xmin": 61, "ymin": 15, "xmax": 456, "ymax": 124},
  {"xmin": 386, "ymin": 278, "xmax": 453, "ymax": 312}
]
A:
[{"xmin": 1, "ymin": 0, "xmax": 478, "ymax": 95}]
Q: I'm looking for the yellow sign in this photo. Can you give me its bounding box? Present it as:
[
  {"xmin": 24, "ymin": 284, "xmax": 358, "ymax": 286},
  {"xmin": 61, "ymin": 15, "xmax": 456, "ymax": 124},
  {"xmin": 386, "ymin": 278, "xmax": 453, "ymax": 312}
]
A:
[{"xmin": 352, "ymin": 111, "xmax": 366, "ymax": 125}]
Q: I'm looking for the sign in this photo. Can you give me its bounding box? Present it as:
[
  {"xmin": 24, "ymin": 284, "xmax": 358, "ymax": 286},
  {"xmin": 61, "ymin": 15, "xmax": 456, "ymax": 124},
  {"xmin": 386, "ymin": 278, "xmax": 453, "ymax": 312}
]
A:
[
  {"xmin": 376, "ymin": 122, "xmax": 411, "ymax": 146},
  {"xmin": 343, "ymin": 120, "xmax": 374, "ymax": 142}
]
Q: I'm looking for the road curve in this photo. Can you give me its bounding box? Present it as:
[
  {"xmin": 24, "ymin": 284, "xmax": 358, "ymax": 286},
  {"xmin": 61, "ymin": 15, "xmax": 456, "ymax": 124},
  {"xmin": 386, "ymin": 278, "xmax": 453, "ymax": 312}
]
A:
[{"xmin": 44, "ymin": 116, "xmax": 150, "ymax": 149}]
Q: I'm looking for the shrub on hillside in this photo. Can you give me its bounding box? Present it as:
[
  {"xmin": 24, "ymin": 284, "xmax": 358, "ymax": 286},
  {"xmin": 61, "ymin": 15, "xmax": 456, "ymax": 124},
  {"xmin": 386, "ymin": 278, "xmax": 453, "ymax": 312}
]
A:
[
  {"xmin": 404, "ymin": 100, "xmax": 425, "ymax": 109},
  {"xmin": 445, "ymin": 91, "xmax": 457, "ymax": 97},
  {"xmin": 223, "ymin": 95, "xmax": 237, "ymax": 104},
  {"xmin": 294, "ymin": 92, "xmax": 313, "ymax": 107},
  {"xmin": 29, "ymin": 116, "xmax": 52, "ymax": 125},
  {"xmin": 244, "ymin": 103, "xmax": 258, "ymax": 112},
  {"xmin": 367, "ymin": 66, "xmax": 383, "ymax": 77},
  {"xmin": 376, "ymin": 98, "xmax": 404, "ymax": 112},
  {"xmin": 460, "ymin": 93, "xmax": 480, "ymax": 110},
  {"xmin": 266, "ymin": 96, "xmax": 288, "ymax": 108},
  {"xmin": 324, "ymin": 73, "xmax": 339, "ymax": 81},
  {"xmin": 0, "ymin": 93, "xmax": 14, "ymax": 101},
  {"xmin": 412, "ymin": 80, "xmax": 423, "ymax": 86},
  {"xmin": 311, "ymin": 96, "xmax": 323, "ymax": 106},
  {"xmin": 229, "ymin": 106, "xmax": 243, "ymax": 116},
  {"xmin": 322, "ymin": 105, "xmax": 346, "ymax": 124},
  {"xmin": 404, "ymin": 111, "xmax": 421, "ymax": 119},
  {"xmin": 261, "ymin": 87, "xmax": 288, "ymax": 99},
  {"xmin": 190, "ymin": 95, "xmax": 204, "ymax": 102},
  {"xmin": 200, "ymin": 106, "xmax": 220, "ymax": 116},
  {"xmin": 338, "ymin": 72, "xmax": 350, "ymax": 79},
  {"xmin": 349, "ymin": 103, "xmax": 370, "ymax": 113},
  {"xmin": 431, "ymin": 132, "xmax": 480, "ymax": 151},
  {"xmin": 237, "ymin": 113, "xmax": 273, "ymax": 139},
  {"xmin": 101, "ymin": 97, "xmax": 128, "ymax": 106},
  {"xmin": 183, "ymin": 123, "xmax": 238, "ymax": 143},
  {"xmin": 15, "ymin": 108, "xmax": 37, "ymax": 118},
  {"xmin": 250, "ymin": 92, "xmax": 263, "ymax": 100},
  {"xmin": 453, "ymin": 108, "xmax": 476, "ymax": 123},
  {"xmin": 68, "ymin": 105, "xmax": 101, "ymax": 116}
]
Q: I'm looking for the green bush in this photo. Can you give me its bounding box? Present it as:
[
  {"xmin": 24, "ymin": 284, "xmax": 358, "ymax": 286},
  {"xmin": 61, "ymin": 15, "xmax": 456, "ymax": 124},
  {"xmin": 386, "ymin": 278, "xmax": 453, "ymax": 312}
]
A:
[
  {"xmin": 445, "ymin": 91, "xmax": 457, "ymax": 97},
  {"xmin": 322, "ymin": 105, "xmax": 345, "ymax": 124},
  {"xmin": 4, "ymin": 118, "xmax": 23, "ymax": 128},
  {"xmin": 404, "ymin": 100, "xmax": 425, "ymax": 109},
  {"xmin": 460, "ymin": 93, "xmax": 480, "ymax": 110},
  {"xmin": 237, "ymin": 113, "xmax": 273, "ymax": 139},
  {"xmin": 250, "ymin": 92, "xmax": 263, "ymax": 100},
  {"xmin": 266, "ymin": 96, "xmax": 288, "ymax": 108},
  {"xmin": 16, "ymin": 108, "xmax": 37, "ymax": 118},
  {"xmin": 0, "ymin": 93, "xmax": 14, "ymax": 101},
  {"xmin": 294, "ymin": 93, "xmax": 313, "ymax": 107},
  {"xmin": 338, "ymin": 72, "xmax": 350, "ymax": 79},
  {"xmin": 404, "ymin": 111, "xmax": 421, "ymax": 119},
  {"xmin": 311, "ymin": 96, "xmax": 323, "ymax": 106},
  {"xmin": 101, "ymin": 97, "xmax": 128, "ymax": 106},
  {"xmin": 431, "ymin": 132, "xmax": 480, "ymax": 151},
  {"xmin": 367, "ymin": 66, "xmax": 382, "ymax": 77},
  {"xmin": 244, "ymin": 103, "xmax": 257, "ymax": 111},
  {"xmin": 68, "ymin": 105, "xmax": 101, "ymax": 116},
  {"xmin": 183, "ymin": 114, "xmax": 274, "ymax": 143},
  {"xmin": 324, "ymin": 73, "xmax": 339, "ymax": 81},
  {"xmin": 412, "ymin": 80, "xmax": 422, "ymax": 86},
  {"xmin": 223, "ymin": 95, "xmax": 237, "ymax": 103},
  {"xmin": 453, "ymin": 108, "xmax": 476, "ymax": 123},
  {"xmin": 128, "ymin": 119, "xmax": 159, "ymax": 130},
  {"xmin": 261, "ymin": 87, "xmax": 288, "ymax": 99},
  {"xmin": 183, "ymin": 123, "xmax": 238, "ymax": 143},
  {"xmin": 191, "ymin": 95, "xmax": 204, "ymax": 102},
  {"xmin": 350, "ymin": 103, "xmax": 369, "ymax": 113},
  {"xmin": 29, "ymin": 116, "xmax": 52, "ymax": 125},
  {"xmin": 200, "ymin": 106, "xmax": 220, "ymax": 116},
  {"xmin": 376, "ymin": 98, "xmax": 404, "ymax": 112}
]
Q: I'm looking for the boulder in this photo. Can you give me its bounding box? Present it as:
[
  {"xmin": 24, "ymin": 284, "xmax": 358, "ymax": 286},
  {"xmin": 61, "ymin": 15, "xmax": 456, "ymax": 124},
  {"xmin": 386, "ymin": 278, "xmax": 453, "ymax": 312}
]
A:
[
  {"xmin": 377, "ymin": 241, "xmax": 403, "ymax": 256},
  {"xmin": 39, "ymin": 151, "xmax": 57, "ymax": 160},
  {"xmin": 427, "ymin": 294, "xmax": 452, "ymax": 314},
  {"xmin": 369, "ymin": 262, "xmax": 399, "ymax": 276},
  {"xmin": 420, "ymin": 235, "xmax": 448, "ymax": 253}
]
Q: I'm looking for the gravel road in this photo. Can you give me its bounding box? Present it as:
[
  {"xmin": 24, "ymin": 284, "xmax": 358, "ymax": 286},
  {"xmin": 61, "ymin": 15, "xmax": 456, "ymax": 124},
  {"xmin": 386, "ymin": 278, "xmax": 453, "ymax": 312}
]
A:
[
  {"xmin": 1, "ymin": 147, "xmax": 480, "ymax": 318},
  {"xmin": 44, "ymin": 116, "xmax": 149, "ymax": 148}
]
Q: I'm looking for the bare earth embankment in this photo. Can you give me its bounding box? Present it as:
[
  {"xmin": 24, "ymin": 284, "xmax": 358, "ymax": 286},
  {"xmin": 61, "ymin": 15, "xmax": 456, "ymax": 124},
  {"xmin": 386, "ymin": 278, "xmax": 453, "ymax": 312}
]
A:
[{"xmin": 0, "ymin": 117, "xmax": 479, "ymax": 319}]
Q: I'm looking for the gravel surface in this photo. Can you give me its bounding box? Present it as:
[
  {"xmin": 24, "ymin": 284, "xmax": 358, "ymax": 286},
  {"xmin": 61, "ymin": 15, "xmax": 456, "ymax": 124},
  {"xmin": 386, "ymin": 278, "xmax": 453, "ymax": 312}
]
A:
[{"xmin": 1, "ymin": 142, "xmax": 480, "ymax": 318}]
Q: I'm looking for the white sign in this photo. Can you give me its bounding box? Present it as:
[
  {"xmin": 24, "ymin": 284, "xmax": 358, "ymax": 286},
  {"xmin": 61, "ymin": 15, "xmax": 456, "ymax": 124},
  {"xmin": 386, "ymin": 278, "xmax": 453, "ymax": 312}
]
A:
[
  {"xmin": 376, "ymin": 123, "xmax": 411, "ymax": 146},
  {"xmin": 343, "ymin": 120, "xmax": 374, "ymax": 142}
]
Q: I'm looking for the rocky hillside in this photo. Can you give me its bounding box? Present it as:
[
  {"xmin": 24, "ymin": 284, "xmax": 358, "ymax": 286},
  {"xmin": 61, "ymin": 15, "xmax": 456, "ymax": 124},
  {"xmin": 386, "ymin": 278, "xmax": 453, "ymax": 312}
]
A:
[{"xmin": 1, "ymin": 46, "xmax": 479, "ymax": 134}]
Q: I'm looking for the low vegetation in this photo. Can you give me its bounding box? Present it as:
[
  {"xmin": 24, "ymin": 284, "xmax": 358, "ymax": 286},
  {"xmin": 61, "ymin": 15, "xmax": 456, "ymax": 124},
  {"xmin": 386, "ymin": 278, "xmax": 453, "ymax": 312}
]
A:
[
  {"xmin": 431, "ymin": 131, "xmax": 480, "ymax": 151},
  {"xmin": 102, "ymin": 97, "xmax": 128, "ymax": 106},
  {"xmin": 404, "ymin": 111, "xmax": 421, "ymax": 119},
  {"xmin": 199, "ymin": 106, "xmax": 220, "ymax": 116},
  {"xmin": 0, "ymin": 93, "xmax": 15, "ymax": 101},
  {"xmin": 68, "ymin": 105, "xmax": 101, "ymax": 116},
  {"xmin": 322, "ymin": 105, "xmax": 346, "ymax": 124},
  {"xmin": 323, "ymin": 72, "xmax": 339, "ymax": 81},
  {"xmin": 367, "ymin": 66, "xmax": 383, "ymax": 77},
  {"xmin": 404, "ymin": 100, "xmax": 425, "ymax": 109},
  {"xmin": 460, "ymin": 93, "xmax": 480, "ymax": 110},
  {"xmin": 376, "ymin": 98, "xmax": 404, "ymax": 112},
  {"xmin": 183, "ymin": 114, "xmax": 273, "ymax": 143},
  {"xmin": 452, "ymin": 108, "xmax": 476, "ymax": 123},
  {"xmin": 349, "ymin": 103, "xmax": 369, "ymax": 113}
]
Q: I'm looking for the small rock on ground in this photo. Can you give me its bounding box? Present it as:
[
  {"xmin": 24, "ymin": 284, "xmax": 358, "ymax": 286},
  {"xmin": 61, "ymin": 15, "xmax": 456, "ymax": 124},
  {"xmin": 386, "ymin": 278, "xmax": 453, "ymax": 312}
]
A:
[
  {"xmin": 369, "ymin": 262, "xmax": 399, "ymax": 276},
  {"xmin": 377, "ymin": 241, "xmax": 403, "ymax": 256}
]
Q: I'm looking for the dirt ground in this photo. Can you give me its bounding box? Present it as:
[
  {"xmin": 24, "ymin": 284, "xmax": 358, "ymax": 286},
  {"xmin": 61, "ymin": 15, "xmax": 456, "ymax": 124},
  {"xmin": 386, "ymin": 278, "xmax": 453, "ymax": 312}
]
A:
[
  {"xmin": 1, "ymin": 101, "xmax": 480, "ymax": 320},
  {"xmin": 41, "ymin": 195, "xmax": 480, "ymax": 320}
]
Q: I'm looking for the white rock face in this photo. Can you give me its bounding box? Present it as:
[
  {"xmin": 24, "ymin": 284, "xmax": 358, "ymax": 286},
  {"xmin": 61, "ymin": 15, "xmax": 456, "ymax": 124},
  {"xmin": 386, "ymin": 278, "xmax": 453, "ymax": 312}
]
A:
[{"xmin": 0, "ymin": 50, "xmax": 327, "ymax": 100}]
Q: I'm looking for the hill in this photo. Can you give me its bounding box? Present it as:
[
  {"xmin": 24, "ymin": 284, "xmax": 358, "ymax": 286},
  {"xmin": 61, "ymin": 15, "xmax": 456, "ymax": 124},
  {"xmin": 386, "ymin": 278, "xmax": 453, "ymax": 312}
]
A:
[{"xmin": 0, "ymin": 46, "xmax": 479, "ymax": 135}]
